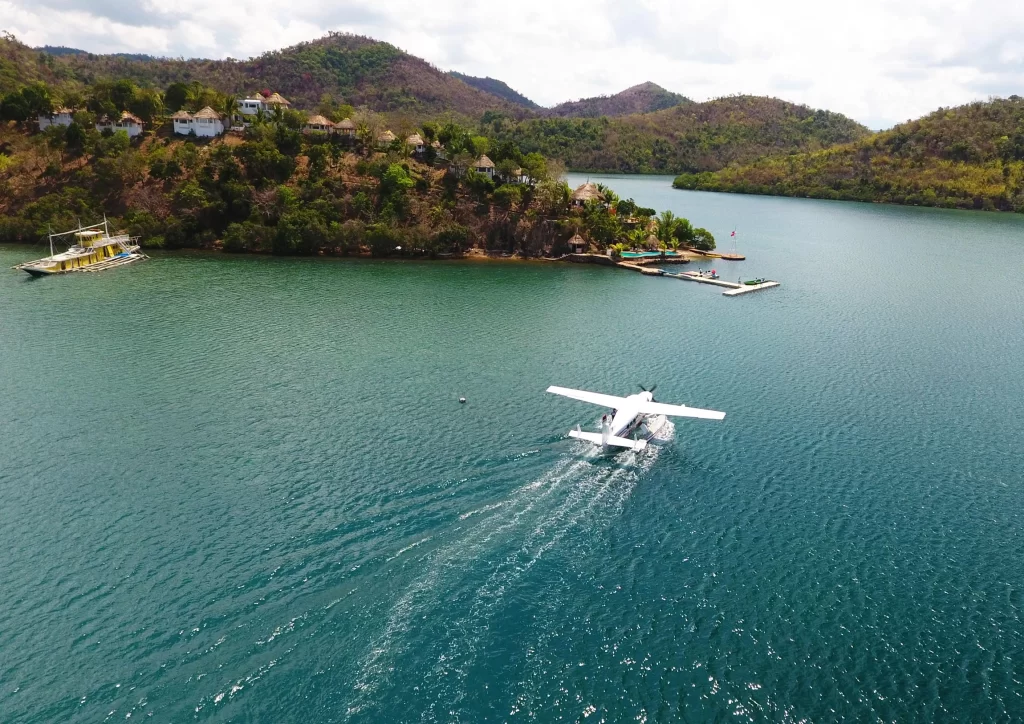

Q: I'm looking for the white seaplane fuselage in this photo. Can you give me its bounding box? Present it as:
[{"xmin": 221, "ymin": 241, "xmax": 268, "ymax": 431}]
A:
[{"xmin": 547, "ymin": 386, "xmax": 726, "ymax": 452}]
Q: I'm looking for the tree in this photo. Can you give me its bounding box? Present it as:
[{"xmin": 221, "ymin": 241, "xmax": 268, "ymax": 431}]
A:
[
  {"xmin": 129, "ymin": 89, "xmax": 163, "ymax": 125},
  {"xmin": 691, "ymin": 228, "xmax": 716, "ymax": 251},
  {"xmin": 164, "ymin": 82, "xmax": 189, "ymax": 113},
  {"xmin": 656, "ymin": 210, "xmax": 678, "ymax": 244},
  {"xmin": 494, "ymin": 184, "xmax": 523, "ymax": 211}
]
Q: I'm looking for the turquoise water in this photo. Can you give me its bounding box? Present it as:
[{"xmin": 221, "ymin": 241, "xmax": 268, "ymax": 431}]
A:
[{"xmin": 3, "ymin": 178, "xmax": 1024, "ymax": 722}]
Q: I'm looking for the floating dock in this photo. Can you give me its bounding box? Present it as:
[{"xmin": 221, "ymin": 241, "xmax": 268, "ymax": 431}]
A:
[{"xmin": 618, "ymin": 264, "xmax": 779, "ymax": 296}]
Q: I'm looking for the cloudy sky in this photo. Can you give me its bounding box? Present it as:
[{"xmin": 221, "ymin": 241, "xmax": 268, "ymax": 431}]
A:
[{"xmin": 3, "ymin": 0, "xmax": 1023, "ymax": 128}]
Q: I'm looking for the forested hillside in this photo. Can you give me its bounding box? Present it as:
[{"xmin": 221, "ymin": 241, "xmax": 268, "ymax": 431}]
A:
[
  {"xmin": 6, "ymin": 33, "xmax": 532, "ymax": 118},
  {"xmin": 547, "ymin": 82, "xmax": 689, "ymax": 118},
  {"xmin": 672, "ymin": 97, "xmax": 1024, "ymax": 212},
  {"xmin": 486, "ymin": 96, "xmax": 871, "ymax": 173}
]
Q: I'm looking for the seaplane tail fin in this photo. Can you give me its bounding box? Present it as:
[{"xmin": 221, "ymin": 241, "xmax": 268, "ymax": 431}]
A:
[
  {"xmin": 636, "ymin": 400, "xmax": 726, "ymax": 420},
  {"xmin": 547, "ymin": 386, "xmax": 629, "ymax": 409},
  {"xmin": 569, "ymin": 429, "xmax": 648, "ymax": 451}
]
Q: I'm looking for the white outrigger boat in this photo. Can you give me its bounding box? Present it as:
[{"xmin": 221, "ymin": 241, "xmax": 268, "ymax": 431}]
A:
[{"xmin": 13, "ymin": 219, "xmax": 147, "ymax": 276}]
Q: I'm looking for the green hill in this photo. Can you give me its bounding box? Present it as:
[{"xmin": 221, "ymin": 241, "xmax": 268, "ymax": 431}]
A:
[
  {"xmin": 672, "ymin": 97, "xmax": 1024, "ymax": 212},
  {"xmin": 16, "ymin": 33, "xmax": 533, "ymax": 117},
  {"xmin": 487, "ymin": 95, "xmax": 871, "ymax": 173},
  {"xmin": 448, "ymin": 71, "xmax": 539, "ymax": 109},
  {"xmin": 547, "ymin": 82, "xmax": 689, "ymax": 118}
]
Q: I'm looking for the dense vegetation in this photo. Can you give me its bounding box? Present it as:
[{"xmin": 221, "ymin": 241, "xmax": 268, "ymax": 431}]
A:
[
  {"xmin": 0, "ymin": 74, "xmax": 715, "ymax": 257},
  {"xmin": 484, "ymin": 96, "xmax": 871, "ymax": 173},
  {"xmin": 673, "ymin": 97, "xmax": 1024, "ymax": 212},
  {"xmin": 448, "ymin": 72, "xmax": 540, "ymax": 109},
  {"xmin": 547, "ymin": 82, "xmax": 689, "ymax": 118}
]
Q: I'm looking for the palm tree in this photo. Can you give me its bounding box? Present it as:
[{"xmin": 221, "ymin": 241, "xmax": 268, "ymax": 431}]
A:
[
  {"xmin": 223, "ymin": 96, "xmax": 237, "ymax": 125},
  {"xmin": 657, "ymin": 210, "xmax": 678, "ymax": 245}
]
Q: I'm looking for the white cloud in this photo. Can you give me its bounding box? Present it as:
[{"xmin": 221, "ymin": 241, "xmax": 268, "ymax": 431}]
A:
[{"xmin": 3, "ymin": 0, "xmax": 1024, "ymax": 128}]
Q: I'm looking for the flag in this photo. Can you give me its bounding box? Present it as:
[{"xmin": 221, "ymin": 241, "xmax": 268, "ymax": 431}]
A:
[{"xmin": 730, "ymin": 230, "xmax": 736, "ymax": 237}]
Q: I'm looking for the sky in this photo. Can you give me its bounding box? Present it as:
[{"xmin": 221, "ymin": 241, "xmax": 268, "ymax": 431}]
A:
[{"xmin": 2, "ymin": 0, "xmax": 1023, "ymax": 129}]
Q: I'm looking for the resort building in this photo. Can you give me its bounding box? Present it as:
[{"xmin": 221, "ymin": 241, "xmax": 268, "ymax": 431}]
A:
[
  {"xmin": 170, "ymin": 107, "xmax": 226, "ymax": 137},
  {"xmin": 571, "ymin": 182, "xmax": 605, "ymax": 207},
  {"xmin": 335, "ymin": 118, "xmax": 356, "ymax": 138},
  {"xmin": 432, "ymin": 139, "xmax": 447, "ymax": 160},
  {"xmin": 304, "ymin": 115, "xmax": 334, "ymax": 134},
  {"xmin": 238, "ymin": 96, "xmax": 267, "ymax": 117},
  {"xmin": 96, "ymin": 111, "xmax": 144, "ymax": 138},
  {"xmin": 377, "ymin": 130, "xmax": 396, "ymax": 147},
  {"xmin": 568, "ymin": 232, "xmax": 587, "ymax": 254},
  {"xmin": 237, "ymin": 93, "xmax": 289, "ymax": 119},
  {"xmin": 406, "ymin": 133, "xmax": 426, "ymax": 154},
  {"xmin": 37, "ymin": 107, "xmax": 75, "ymax": 131},
  {"xmin": 474, "ymin": 155, "xmax": 496, "ymax": 178}
]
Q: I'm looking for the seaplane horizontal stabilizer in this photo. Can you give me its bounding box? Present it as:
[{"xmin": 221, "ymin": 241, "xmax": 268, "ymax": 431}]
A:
[{"xmin": 568, "ymin": 429, "xmax": 648, "ymax": 451}]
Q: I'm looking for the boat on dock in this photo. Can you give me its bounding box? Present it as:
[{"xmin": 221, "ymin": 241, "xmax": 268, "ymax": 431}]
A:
[{"xmin": 13, "ymin": 219, "xmax": 147, "ymax": 276}]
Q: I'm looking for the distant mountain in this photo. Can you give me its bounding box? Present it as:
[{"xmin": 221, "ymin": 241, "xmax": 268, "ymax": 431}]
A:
[
  {"xmin": 38, "ymin": 46, "xmax": 158, "ymax": 61},
  {"xmin": 447, "ymin": 71, "xmax": 539, "ymax": 109},
  {"xmin": 673, "ymin": 96, "xmax": 1024, "ymax": 212},
  {"xmin": 547, "ymin": 82, "xmax": 690, "ymax": 118},
  {"xmin": 490, "ymin": 95, "xmax": 871, "ymax": 173}
]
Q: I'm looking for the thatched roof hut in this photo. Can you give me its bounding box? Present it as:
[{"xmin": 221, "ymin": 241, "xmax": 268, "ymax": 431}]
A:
[
  {"xmin": 193, "ymin": 106, "xmax": 223, "ymax": 120},
  {"xmin": 378, "ymin": 130, "xmax": 396, "ymax": 143},
  {"xmin": 305, "ymin": 114, "xmax": 333, "ymax": 132},
  {"xmin": 170, "ymin": 109, "xmax": 193, "ymax": 120},
  {"xmin": 572, "ymin": 182, "xmax": 605, "ymax": 205},
  {"xmin": 406, "ymin": 133, "xmax": 425, "ymax": 147},
  {"xmin": 265, "ymin": 92, "xmax": 290, "ymax": 107},
  {"xmin": 567, "ymin": 233, "xmax": 588, "ymax": 252}
]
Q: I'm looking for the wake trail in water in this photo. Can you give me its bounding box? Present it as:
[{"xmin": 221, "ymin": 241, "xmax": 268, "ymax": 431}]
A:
[{"xmin": 348, "ymin": 421, "xmax": 674, "ymax": 717}]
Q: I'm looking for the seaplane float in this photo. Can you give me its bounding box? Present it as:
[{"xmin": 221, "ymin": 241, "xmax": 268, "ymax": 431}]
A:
[{"xmin": 547, "ymin": 385, "xmax": 725, "ymax": 452}]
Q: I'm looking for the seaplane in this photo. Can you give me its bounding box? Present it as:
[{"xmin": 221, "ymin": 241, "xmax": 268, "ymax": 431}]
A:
[{"xmin": 547, "ymin": 385, "xmax": 726, "ymax": 452}]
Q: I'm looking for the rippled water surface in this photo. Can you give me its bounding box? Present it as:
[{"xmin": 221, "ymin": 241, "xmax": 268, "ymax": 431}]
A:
[{"xmin": 3, "ymin": 180, "xmax": 1024, "ymax": 722}]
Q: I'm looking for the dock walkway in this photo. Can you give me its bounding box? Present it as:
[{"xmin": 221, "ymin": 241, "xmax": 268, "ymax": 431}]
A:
[{"xmin": 619, "ymin": 264, "xmax": 779, "ymax": 296}]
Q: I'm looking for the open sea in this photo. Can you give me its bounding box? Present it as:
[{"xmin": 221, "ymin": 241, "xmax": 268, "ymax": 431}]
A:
[{"xmin": 2, "ymin": 176, "xmax": 1024, "ymax": 722}]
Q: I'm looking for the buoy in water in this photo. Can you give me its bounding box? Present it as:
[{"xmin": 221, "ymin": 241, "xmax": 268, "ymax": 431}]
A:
[{"xmin": 459, "ymin": 397, "xmax": 466, "ymax": 404}]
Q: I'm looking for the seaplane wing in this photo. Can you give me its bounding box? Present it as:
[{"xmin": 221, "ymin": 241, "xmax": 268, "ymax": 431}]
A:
[
  {"xmin": 546, "ymin": 386, "xmax": 629, "ymax": 408},
  {"xmin": 568, "ymin": 429, "xmax": 648, "ymax": 451},
  {"xmin": 635, "ymin": 401, "xmax": 726, "ymax": 420}
]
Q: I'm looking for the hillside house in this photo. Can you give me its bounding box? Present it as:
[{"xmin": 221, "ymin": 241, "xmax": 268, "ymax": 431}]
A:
[
  {"xmin": 96, "ymin": 111, "xmax": 143, "ymax": 138},
  {"xmin": 335, "ymin": 118, "xmax": 356, "ymax": 138},
  {"xmin": 304, "ymin": 115, "xmax": 334, "ymax": 134},
  {"xmin": 191, "ymin": 106, "xmax": 226, "ymax": 137},
  {"xmin": 238, "ymin": 95, "xmax": 267, "ymax": 117},
  {"xmin": 568, "ymin": 233, "xmax": 587, "ymax": 254},
  {"xmin": 571, "ymin": 182, "xmax": 605, "ymax": 207},
  {"xmin": 37, "ymin": 107, "xmax": 75, "ymax": 131},
  {"xmin": 377, "ymin": 130, "xmax": 396, "ymax": 147},
  {"xmin": 406, "ymin": 133, "xmax": 426, "ymax": 154},
  {"xmin": 170, "ymin": 109, "xmax": 193, "ymax": 135},
  {"xmin": 474, "ymin": 155, "xmax": 495, "ymax": 178},
  {"xmin": 432, "ymin": 139, "xmax": 447, "ymax": 160}
]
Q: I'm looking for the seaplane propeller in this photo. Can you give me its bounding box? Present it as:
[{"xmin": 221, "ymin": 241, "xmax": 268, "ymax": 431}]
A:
[{"xmin": 639, "ymin": 384, "xmax": 658, "ymax": 398}]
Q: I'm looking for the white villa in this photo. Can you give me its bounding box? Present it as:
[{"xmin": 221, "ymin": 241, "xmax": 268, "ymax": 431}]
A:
[
  {"xmin": 37, "ymin": 107, "xmax": 75, "ymax": 131},
  {"xmin": 96, "ymin": 111, "xmax": 144, "ymax": 138},
  {"xmin": 171, "ymin": 106, "xmax": 226, "ymax": 137},
  {"xmin": 237, "ymin": 92, "xmax": 290, "ymax": 120}
]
